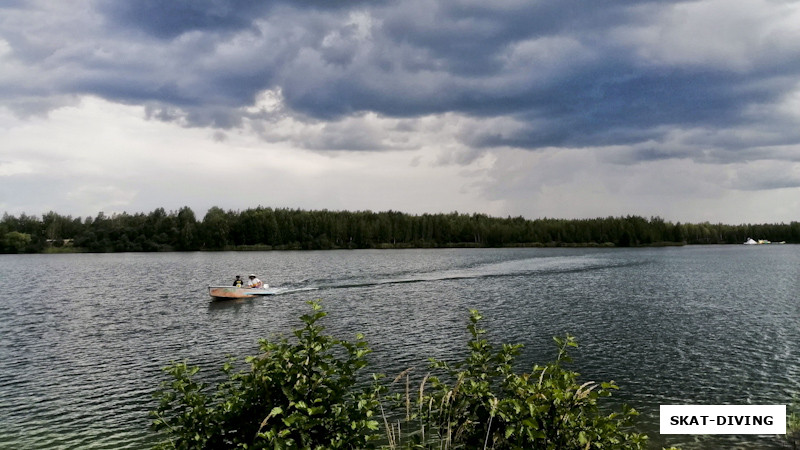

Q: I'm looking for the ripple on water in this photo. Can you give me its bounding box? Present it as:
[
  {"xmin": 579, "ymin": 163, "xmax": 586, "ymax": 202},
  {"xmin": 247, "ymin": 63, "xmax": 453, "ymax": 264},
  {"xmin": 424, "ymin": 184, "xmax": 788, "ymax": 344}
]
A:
[{"xmin": 0, "ymin": 247, "xmax": 798, "ymax": 449}]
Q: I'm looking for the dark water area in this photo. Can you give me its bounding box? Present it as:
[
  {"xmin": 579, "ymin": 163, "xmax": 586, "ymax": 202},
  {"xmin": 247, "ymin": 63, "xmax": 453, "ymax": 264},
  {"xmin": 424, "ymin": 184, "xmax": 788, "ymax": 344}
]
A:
[{"xmin": 0, "ymin": 246, "xmax": 798, "ymax": 449}]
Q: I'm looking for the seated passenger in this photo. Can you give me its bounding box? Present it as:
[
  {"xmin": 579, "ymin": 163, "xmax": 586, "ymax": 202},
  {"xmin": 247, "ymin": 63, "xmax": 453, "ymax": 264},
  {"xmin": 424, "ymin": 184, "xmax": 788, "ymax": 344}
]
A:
[{"xmin": 247, "ymin": 274, "xmax": 263, "ymax": 289}]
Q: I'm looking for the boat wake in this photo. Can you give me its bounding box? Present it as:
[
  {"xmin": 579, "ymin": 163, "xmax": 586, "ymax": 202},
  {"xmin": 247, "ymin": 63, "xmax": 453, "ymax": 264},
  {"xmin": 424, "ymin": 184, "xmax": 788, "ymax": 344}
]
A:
[{"xmin": 270, "ymin": 255, "xmax": 636, "ymax": 294}]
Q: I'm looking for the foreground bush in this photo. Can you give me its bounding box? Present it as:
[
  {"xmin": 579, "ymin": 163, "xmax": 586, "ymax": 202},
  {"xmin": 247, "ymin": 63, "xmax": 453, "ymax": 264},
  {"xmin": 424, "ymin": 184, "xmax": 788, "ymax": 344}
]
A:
[
  {"xmin": 789, "ymin": 396, "xmax": 800, "ymax": 449},
  {"xmin": 152, "ymin": 302, "xmax": 649, "ymax": 449},
  {"xmin": 151, "ymin": 302, "xmax": 381, "ymax": 449},
  {"xmin": 382, "ymin": 310, "xmax": 647, "ymax": 449}
]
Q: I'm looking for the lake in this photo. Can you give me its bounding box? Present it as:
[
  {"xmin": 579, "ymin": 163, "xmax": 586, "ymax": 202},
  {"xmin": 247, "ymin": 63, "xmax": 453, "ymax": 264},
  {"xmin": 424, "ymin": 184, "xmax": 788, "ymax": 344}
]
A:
[{"xmin": 1, "ymin": 246, "xmax": 798, "ymax": 449}]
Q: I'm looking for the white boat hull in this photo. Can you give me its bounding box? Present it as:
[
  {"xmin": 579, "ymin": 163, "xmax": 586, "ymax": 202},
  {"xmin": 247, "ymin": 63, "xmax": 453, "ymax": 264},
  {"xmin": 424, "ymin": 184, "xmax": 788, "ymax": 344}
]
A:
[{"xmin": 208, "ymin": 286, "xmax": 276, "ymax": 299}]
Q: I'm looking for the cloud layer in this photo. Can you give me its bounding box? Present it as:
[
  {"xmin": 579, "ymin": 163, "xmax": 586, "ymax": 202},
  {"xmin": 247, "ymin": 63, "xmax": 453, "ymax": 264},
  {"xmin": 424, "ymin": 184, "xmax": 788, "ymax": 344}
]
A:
[{"xmin": 2, "ymin": 0, "xmax": 800, "ymax": 222}]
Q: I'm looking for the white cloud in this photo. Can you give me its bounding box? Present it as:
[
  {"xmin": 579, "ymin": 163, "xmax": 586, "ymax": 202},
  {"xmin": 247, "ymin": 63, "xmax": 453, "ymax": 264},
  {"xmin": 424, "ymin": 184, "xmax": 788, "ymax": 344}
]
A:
[
  {"xmin": 65, "ymin": 185, "xmax": 138, "ymax": 212},
  {"xmin": 500, "ymin": 36, "xmax": 595, "ymax": 82},
  {"xmin": 472, "ymin": 146, "xmax": 800, "ymax": 223},
  {"xmin": 0, "ymin": 160, "xmax": 36, "ymax": 177},
  {"xmin": 774, "ymin": 82, "xmax": 800, "ymax": 120},
  {"xmin": 0, "ymin": 95, "xmax": 497, "ymax": 217},
  {"xmin": 614, "ymin": 0, "xmax": 800, "ymax": 70}
]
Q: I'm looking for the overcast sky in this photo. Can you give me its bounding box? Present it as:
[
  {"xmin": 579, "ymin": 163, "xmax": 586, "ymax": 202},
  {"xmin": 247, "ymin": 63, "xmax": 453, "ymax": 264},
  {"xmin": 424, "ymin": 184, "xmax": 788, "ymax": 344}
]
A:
[{"xmin": 2, "ymin": 0, "xmax": 800, "ymax": 224}]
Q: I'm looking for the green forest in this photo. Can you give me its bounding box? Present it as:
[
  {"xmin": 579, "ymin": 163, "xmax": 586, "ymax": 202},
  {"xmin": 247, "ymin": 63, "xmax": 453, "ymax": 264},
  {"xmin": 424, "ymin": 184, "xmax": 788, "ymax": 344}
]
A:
[{"xmin": 1, "ymin": 206, "xmax": 798, "ymax": 253}]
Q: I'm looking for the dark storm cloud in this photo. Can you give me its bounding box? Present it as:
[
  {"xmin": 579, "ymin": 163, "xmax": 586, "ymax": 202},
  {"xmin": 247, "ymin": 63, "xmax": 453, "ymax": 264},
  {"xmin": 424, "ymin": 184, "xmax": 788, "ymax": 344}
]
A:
[
  {"xmin": 98, "ymin": 0, "xmax": 379, "ymax": 39},
  {"xmin": 3, "ymin": 0, "xmax": 800, "ymax": 160},
  {"xmin": 98, "ymin": 0, "xmax": 271, "ymax": 39},
  {"xmin": 463, "ymin": 68, "xmax": 779, "ymax": 149}
]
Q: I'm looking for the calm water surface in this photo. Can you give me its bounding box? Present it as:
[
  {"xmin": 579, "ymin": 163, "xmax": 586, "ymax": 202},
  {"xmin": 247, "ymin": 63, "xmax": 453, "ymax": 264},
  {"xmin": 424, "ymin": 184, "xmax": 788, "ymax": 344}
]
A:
[{"xmin": 0, "ymin": 246, "xmax": 798, "ymax": 449}]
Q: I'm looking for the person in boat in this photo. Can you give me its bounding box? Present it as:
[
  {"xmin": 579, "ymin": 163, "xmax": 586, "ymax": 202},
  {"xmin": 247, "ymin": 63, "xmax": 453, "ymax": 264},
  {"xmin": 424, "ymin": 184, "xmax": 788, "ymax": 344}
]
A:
[
  {"xmin": 232, "ymin": 275, "xmax": 243, "ymax": 287},
  {"xmin": 247, "ymin": 274, "xmax": 263, "ymax": 289}
]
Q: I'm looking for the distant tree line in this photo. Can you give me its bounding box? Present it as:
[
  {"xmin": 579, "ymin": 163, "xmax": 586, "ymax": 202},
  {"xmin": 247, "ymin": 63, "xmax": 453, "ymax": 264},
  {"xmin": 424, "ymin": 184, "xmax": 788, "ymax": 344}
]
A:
[{"xmin": 1, "ymin": 206, "xmax": 798, "ymax": 253}]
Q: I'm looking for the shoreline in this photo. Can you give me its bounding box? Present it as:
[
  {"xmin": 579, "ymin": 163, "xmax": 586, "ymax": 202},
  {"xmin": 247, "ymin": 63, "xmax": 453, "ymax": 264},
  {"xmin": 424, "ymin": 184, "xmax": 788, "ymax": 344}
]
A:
[{"xmin": 20, "ymin": 240, "xmax": 714, "ymax": 254}]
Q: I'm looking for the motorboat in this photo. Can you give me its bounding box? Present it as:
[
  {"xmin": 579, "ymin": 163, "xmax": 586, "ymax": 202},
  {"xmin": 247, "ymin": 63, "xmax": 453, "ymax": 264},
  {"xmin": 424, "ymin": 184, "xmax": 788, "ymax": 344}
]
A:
[{"xmin": 744, "ymin": 238, "xmax": 775, "ymax": 245}]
